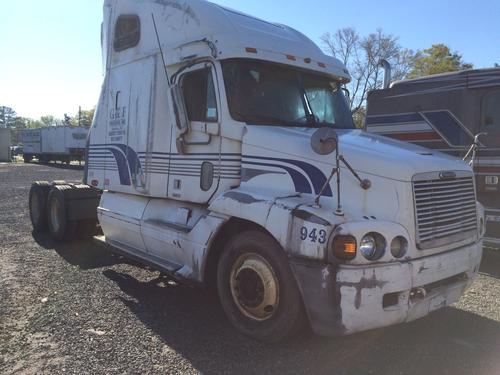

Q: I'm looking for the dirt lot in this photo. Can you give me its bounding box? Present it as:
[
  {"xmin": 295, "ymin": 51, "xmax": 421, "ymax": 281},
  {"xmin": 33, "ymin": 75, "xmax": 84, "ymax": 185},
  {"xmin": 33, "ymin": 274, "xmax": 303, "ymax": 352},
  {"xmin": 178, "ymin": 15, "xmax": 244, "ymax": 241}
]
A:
[{"xmin": 1, "ymin": 162, "xmax": 499, "ymax": 375}]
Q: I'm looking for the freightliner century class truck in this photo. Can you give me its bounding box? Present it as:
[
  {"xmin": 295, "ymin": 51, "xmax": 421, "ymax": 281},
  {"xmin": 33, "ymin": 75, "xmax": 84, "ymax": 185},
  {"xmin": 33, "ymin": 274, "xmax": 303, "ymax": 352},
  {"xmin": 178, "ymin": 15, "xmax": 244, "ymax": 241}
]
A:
[{"xmin": 28, "ymin": 0, "xmax": 485, "ymax": 342}]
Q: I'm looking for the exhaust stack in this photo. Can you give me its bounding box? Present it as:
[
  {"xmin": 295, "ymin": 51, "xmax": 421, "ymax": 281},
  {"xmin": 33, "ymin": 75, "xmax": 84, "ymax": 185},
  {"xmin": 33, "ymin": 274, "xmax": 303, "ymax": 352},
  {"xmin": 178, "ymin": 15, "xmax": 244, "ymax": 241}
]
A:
[{"xmin": 380, "ymin": 59, "xmax": 392, "ymax": 89}]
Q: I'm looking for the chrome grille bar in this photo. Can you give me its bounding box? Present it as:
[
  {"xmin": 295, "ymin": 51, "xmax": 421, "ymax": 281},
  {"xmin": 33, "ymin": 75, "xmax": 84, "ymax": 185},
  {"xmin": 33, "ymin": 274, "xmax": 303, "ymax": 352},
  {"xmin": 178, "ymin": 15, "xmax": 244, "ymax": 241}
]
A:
[{"xmin": 413, "ymin": 171, "xmax": 478, "ymax": 249}]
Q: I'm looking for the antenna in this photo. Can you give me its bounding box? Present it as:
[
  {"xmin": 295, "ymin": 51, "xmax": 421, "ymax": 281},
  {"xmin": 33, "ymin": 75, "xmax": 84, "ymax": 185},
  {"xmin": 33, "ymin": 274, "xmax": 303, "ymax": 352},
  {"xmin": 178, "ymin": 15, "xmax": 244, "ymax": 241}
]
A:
[{"xmin": 151, "ymin": 13, "xmax": 171, "ymax": 86}]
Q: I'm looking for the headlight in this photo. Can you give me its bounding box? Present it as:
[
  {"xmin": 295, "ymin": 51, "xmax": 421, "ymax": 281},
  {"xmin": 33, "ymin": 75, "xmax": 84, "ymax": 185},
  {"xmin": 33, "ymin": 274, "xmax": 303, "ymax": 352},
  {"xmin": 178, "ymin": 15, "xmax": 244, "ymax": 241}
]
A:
[
  {"xmin": 360, "ymin": 235, "xmax": 376, "ymax": 259},
  {"xmin": 390, "ymin": 236, "xmax": 408, "ymax": 258},
  {"xmin": 360, "ymin": 232, "xmax": 386, "ymax": 260}
]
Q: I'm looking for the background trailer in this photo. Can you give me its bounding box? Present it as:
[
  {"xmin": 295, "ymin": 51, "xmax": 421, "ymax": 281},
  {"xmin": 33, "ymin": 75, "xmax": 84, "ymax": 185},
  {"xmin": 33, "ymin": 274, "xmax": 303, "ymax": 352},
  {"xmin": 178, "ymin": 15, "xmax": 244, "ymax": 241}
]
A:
[{"xmin": 22, "ymin": 126, "xmax": 89, "ymax": 164}]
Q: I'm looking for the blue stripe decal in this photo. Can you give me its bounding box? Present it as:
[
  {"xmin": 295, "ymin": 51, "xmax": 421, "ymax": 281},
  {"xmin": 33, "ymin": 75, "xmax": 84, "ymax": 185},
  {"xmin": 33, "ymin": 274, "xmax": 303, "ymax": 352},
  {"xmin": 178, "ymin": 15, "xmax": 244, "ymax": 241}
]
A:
[
  {"xmin": 105, "ymin": 148, "xmax": 131, "ymax": 185},
  {"xmin": 88, "ymin": 145, "xmax": 244, "ymax": 186},
  {"xmin": 244, "ymin": 155, "xmax": 332, "ymax": 197},
  {"xmin": 112, "ymin": 144, "xmax": 143, "ymax": 180},
  {"xmin": 366, "ymin": 113, "xmax": 423, "ymax": 126},
  {"xmin": 244, "ymin": 161, "xmax": 312, "ymax": 194},
  {"xmin": 422, "ymin": 111, "xmax": 473, "ymax": 147}
]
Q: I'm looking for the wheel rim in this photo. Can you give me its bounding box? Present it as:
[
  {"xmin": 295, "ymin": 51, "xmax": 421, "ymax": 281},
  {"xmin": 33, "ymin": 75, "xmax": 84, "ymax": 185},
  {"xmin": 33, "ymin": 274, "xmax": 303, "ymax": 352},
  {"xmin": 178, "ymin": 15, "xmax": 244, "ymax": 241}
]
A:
[
  {"xmin": 50, "ymin": 196, "xmax": 61, "ymax": 232},
  {"xmin": 31, "ymin": 193, "xmax": 40, "ymax": 223},
  {"xmin": 229, "ymin": 253, "xmax": 279, "ymax": 321}
]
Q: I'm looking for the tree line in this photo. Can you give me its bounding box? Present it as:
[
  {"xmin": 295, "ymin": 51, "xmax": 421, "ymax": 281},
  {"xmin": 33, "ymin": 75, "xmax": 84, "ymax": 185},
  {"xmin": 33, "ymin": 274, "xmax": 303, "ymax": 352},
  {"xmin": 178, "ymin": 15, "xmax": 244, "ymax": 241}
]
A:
[
  {"xmin": 0, "ymin": 107, "xmax": 95, "ymax": 129},
  {"xmin": 320, "ymin": 28, "xmax": 483, "ymax": 126}
]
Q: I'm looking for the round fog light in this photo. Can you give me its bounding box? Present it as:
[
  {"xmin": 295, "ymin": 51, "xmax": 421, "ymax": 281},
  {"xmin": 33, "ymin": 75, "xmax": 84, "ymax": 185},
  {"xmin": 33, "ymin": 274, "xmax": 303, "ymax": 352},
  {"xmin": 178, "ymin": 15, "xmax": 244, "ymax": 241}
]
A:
[{"xmin": 391, "ymin": 236, "xmax": 408, "ymax": 258}]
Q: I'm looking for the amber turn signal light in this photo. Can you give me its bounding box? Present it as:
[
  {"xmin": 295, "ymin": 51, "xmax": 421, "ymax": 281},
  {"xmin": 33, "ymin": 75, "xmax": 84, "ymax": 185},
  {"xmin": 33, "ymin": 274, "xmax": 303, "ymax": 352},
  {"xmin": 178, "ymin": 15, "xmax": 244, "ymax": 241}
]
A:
[{"xmin": 332, "ymin": 235, "xmax": 357, "ymax": 260}]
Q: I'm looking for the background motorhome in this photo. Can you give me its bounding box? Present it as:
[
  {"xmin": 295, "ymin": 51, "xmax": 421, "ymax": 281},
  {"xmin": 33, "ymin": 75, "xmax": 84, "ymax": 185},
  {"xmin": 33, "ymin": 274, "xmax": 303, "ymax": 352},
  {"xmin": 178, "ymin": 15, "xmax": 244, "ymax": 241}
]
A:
[
  {"xmin": 0, "ymin": 128, "xmax": 12, "ymax": 162},
  {"xmin": 366, "ymin": 67, "xmax": 500, "ymax": 246},
  {"xmin": 22, "ymin": 126, "xmax": 89, "ymax": 164}
]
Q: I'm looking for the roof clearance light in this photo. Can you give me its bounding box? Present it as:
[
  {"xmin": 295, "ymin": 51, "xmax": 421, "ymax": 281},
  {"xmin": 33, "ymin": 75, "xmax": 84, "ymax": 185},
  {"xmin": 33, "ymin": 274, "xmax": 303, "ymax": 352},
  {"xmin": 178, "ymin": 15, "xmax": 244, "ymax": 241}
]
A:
[
  {"xmin": 304, "ymin": 58, "xmax": 312, "ymax": 64},
  {"xmin": 245, "ymin": 47, "xmax": 258, "ymax": 54},
  {"xmin": 318, "ymin": 62, "xmax": 326, "ymax": 68},
  {"xmin": 286, "ymin": 54, "xmax": 296, "ymax": 61}
]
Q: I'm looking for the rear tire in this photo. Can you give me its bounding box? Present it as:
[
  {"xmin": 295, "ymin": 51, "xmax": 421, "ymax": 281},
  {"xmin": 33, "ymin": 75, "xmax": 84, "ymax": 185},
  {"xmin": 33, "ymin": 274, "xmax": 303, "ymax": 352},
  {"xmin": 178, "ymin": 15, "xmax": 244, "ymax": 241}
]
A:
[
  {"xmin": 23, "ymin": 155, "xmax": 33, "ymax": 163},
  {"xmin": 47, "ymin": 186, "xmax": 76, "ymax": 241},
  {"xmin": 217, "ymin": 230, "xmax": 305, "ymax": 342},
  {"xmin": 29, "ymin": 181, "xmax": 51, "ymax": 232}
]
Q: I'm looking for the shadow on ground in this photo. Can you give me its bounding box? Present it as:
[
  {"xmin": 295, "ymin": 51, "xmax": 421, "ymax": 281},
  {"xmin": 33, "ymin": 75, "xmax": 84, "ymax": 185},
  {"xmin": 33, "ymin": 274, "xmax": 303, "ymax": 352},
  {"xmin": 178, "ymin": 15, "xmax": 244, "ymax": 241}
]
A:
[
  {"xmin": 46, "ymin": 235, "xmax": 500, "ymax": 375},
  {"xmin": 32, "ymin": 231, "xmax": 136, "ymax": 270},
  {"xmin": 26, "ymin": 161, "xmax": 85, "ymax": 171},
  {"xmin": 480, "ymin": 248, "xmax": 500, "ymax": 279},
  {"xmin": 102, "ymin": 268, "xmax": 500, "ymax": 375}
]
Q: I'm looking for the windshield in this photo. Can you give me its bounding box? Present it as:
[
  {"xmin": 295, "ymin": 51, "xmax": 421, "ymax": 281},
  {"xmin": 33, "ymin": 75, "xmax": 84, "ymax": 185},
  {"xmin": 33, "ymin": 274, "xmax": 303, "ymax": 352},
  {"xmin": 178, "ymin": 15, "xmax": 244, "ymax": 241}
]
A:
[{"xmin": 221, "ymin": 59, "xmax": 355, "ymax": 129}]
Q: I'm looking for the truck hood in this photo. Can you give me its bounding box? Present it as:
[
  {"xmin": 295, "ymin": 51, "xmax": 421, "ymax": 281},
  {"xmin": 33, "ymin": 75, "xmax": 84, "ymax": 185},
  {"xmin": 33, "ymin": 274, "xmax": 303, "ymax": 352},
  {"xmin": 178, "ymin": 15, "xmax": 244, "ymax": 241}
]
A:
[{"xmin": 242, "ymin": 126, "xmax": 471, "ymax": 182}]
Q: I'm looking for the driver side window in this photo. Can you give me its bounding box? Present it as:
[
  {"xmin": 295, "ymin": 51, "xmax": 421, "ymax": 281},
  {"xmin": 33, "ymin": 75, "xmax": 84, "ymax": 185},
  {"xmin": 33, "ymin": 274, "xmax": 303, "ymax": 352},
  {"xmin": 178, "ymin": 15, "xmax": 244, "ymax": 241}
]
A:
[
  {"xmin": 482, "ymin": 91, "xmax": 500, "ymax": 134},
  {"xmin": 182, "ymin": 68, "xmax": 218, "ymax": 123}
]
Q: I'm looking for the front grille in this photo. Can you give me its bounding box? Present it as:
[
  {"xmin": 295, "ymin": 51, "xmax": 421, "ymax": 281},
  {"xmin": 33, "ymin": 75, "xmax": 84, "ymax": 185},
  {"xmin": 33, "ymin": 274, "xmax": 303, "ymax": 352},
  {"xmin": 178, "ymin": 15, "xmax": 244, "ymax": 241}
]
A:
[{"xmin": 413, "ymin": 171, "xmax": 478, "ymax": 249}]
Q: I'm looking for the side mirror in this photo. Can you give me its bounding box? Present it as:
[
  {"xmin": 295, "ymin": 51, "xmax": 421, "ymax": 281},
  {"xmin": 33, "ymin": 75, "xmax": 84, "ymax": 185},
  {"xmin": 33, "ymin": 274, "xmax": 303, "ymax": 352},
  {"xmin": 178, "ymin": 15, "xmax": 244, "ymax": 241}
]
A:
[
  {"xmin": 171, "ymin": 85, "xmax": 189, "ymax": 136},
  {"xmin": 342, "ymin": 87, "xmax": 351, "ymax": 101},
  {"xmin": 311, "ymin": 127, "xmax": 338, "ymax": 155},
  {"xmin": 171, "ymin": 85, "xmax": 189, "ymax": 154}
]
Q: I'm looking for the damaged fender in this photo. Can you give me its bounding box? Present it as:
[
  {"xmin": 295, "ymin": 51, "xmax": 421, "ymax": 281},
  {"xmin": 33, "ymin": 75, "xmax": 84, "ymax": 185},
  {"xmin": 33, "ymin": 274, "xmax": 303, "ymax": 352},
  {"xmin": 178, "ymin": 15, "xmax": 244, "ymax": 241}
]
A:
[{"xmin": 209, "ymin": 189, "xmax": 335, "ymax": 261}]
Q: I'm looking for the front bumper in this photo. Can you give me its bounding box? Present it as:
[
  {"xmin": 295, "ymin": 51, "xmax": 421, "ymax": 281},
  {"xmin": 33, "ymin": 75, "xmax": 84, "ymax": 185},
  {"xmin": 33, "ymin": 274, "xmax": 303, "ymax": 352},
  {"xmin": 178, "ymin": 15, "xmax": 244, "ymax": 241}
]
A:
[{"xmin": 291, "ymin": 240, "xmax": 483, "ymax": 336}]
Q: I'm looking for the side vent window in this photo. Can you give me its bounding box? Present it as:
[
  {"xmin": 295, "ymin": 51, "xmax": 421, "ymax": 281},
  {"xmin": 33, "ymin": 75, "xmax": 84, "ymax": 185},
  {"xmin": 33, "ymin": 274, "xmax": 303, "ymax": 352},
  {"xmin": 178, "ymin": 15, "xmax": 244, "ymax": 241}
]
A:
[
  {"xmin": 114, "ymin": 15, "xmax": 140, "ymax": 52},
  {"xmin": 182, "ymin": 69, "xmax": 218, "ymax": 123}
]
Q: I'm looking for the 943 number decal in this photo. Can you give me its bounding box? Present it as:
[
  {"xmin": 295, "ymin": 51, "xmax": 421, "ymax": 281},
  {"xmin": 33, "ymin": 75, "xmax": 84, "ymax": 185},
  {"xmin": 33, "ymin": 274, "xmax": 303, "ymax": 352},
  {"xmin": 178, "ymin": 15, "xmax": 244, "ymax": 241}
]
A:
[{"xmin": 300, "ymin": 227, "xmax": 327, "ymax": 244}]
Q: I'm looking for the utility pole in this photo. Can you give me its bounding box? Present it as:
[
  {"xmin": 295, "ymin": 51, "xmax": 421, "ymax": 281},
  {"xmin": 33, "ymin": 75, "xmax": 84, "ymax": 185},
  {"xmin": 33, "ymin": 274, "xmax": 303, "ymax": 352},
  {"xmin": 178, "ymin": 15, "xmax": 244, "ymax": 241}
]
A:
[{"xmin": 78, "ymin": 106, "xmax": 82, "ymax": 127}]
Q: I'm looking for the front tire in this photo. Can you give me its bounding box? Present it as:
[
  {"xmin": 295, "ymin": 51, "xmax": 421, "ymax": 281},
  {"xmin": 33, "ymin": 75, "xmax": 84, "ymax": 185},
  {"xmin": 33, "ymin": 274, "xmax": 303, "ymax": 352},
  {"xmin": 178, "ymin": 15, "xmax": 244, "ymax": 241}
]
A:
[{"xmin": 217, "ymin": 230, "xmax": 305, "ymax": 342}]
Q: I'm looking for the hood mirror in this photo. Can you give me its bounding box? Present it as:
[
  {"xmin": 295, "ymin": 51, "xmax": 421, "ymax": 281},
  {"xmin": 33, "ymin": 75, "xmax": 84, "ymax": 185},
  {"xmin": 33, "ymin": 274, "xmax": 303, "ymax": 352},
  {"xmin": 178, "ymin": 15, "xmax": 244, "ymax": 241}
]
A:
[
  {"xmin": 311, "ymin": 127, "xmax": 371, "ymax": 214},
  {"xmin": 311, "ymin": 127, "xmax": 338, "ymax": 155}
]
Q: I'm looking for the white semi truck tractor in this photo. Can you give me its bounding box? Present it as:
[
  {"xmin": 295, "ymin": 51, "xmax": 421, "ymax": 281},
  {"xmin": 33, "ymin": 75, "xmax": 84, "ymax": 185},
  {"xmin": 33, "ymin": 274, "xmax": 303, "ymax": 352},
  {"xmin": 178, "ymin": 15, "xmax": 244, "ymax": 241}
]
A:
[{"xmin": 28, "ymin": 0, "xmax": 485, "ymax": 342}]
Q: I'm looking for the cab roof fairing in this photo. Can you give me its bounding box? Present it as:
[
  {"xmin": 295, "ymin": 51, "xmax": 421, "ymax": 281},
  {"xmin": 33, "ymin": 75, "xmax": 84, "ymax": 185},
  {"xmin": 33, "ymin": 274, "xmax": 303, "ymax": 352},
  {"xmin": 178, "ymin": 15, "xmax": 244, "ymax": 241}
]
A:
[{"xmin": 103, "ymin": 0, "xmax": 350, "ymax": 82}]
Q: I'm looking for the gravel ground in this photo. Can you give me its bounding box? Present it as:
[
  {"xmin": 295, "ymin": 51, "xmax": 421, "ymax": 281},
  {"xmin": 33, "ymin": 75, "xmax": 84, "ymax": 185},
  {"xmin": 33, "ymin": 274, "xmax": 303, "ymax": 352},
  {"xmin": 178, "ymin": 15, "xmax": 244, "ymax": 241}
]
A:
[{"xmin": 1, "ymin": 162, "xmax": 499, "ymax": 375}]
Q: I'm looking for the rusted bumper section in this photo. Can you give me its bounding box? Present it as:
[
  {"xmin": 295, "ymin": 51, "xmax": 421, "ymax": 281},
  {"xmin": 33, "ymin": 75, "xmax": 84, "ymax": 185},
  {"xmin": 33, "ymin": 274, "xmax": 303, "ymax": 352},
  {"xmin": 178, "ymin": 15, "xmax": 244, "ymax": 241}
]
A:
[{"xmin": 290, "ymin": 240, "xmax": 483, "ymax": 336}]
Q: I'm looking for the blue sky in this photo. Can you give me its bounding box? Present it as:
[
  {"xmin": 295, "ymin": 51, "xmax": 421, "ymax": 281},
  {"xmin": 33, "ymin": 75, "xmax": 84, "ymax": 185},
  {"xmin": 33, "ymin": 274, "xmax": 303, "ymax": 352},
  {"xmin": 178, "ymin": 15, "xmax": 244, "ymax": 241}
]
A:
[{"xmin": 0, "ymin": 0, "xmax": 498, "ymax": 119}]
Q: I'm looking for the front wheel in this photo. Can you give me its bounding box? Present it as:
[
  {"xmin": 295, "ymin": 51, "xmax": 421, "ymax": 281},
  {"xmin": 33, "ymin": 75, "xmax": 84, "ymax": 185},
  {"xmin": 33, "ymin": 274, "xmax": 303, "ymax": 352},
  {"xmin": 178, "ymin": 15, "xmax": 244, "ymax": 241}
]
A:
[{"xmin": 217, "ymin": 230, "xmax": 305, "ymax": 342}]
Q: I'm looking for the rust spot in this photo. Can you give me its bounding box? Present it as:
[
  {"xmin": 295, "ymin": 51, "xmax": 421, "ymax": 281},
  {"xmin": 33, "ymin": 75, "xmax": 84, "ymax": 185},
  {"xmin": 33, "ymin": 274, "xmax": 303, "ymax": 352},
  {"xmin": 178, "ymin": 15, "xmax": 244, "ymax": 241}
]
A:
[
  {"xmin": 339, "ymin": 271, "xmax": 388, "ymax": 309},
  {"xmin": 419, "ymin": 265, "xmax": 429, "ymax": 273},
  {"xmin": 224, "ymin": 191, "xmax": 264, "ymax": 204},
  {"xmin": 292, "ymin": 209, "xmax": 330, "ymax": 226}
]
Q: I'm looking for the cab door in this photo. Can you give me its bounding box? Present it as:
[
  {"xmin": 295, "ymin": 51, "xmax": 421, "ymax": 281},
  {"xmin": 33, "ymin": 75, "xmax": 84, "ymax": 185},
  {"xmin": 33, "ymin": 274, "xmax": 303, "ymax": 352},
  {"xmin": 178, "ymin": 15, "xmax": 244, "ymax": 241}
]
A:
[{"xmin": 168, "ymin": 63, "xmax": 222, "ymax": 203}]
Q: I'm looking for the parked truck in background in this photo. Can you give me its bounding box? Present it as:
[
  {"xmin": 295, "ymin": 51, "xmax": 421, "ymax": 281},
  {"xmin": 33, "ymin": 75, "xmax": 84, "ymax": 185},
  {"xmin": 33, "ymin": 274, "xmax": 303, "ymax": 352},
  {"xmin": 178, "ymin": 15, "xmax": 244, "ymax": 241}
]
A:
[
  {"xmin": 28, "ymin": 0, "xmax": 485, "ymax": 342},
  {"xmin": 23, "ymin": 126, "xmax": 88, "ymax": 164},
  {"xmin": 366, "ymin": 67, "xmax": 500, "ymax": 247}
]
